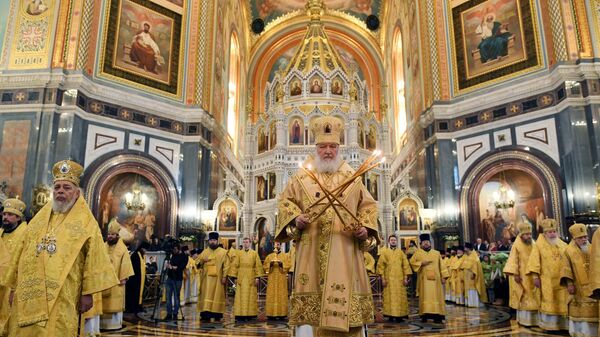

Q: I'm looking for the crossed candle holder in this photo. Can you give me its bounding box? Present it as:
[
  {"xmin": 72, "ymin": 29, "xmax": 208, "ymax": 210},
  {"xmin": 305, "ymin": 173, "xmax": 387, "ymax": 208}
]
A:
[{"xmin": 299, "ymin": 150, "xmax": 385, "ymax": 232}]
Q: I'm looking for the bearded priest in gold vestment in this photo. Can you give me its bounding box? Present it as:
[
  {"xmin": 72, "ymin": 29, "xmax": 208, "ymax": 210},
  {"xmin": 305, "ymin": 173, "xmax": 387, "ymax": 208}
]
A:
[
  {"xmin": 377, "ymin": 235, "xmax": 412, "ymax": 322},
  {"xmin": 8, "ymin": 160, "xmax": 118, "ymax": 337},
  {"xmin": 410, "ymin": 234, "xmax": 449, "ymax": 323},
  {"xmin": 590, "ymin": 227, "xmax": 600, "ymax": 337},
  {"xmin": 229, "ymin": 237, "xmax": 264, "ymax": 322},
  {"xmin": 445, "ymin": 247, "xmax": 457, "ymax": 302},
  {"xmin": 527, "ymin": 218, "xmax": 568, "ymax": 331},
  {"xmin": 100, "ymin": 220, "xmax": 134, "ymax": 330},
  {"xmin": 561, "ymin": 224, "xmax": 598, "ymax": 337},
  {"xmin": 197, "ymin": 232, "xmax": 230, "ymax": 322},
  {"xmin": 264, "ymin": 242, "xmax": 290, "ymax": 319},
  {"xmin": 0, "ymin": 198, "xmax": 28, "ymax": 337},
  {"xmin": 462, "ymin": 243, "xmax": 487, "ymax": 307},
  {"xmin": 276, "ymin": 116, "xmax": 379, "ymax": 337},
  {"xmin": 503, "ymin": 222, "xmax": 539, "ymax": 327}
]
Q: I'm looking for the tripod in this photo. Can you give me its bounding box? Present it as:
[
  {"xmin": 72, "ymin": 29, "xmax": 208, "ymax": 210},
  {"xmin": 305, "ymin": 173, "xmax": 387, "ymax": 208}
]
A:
[{"xmin": 151, "ymin": 254, "xmax": 185, "ymax": 322}]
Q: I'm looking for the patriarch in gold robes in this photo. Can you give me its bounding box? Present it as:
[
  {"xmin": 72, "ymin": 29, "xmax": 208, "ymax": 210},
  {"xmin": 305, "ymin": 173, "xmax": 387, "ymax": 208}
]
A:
[
  {"xmin": 264, "ymin": 242, "xmax": 290, "ymax": 319},
  {"xmin": 461, "ymin": 243, "xmax": 487, "ymax": 307},
  {"xmin": 503, "ymin": 222, "xmax": 539, "ymax": 327},
  {"xmin": 8, "ymin": 160, "xmax": 118, "ymax": 337},
  {"xmin": 451, "ymin": 246, "xmax": 466, "ymax": 305},
  {"xmin": 100, "ymin": 220, "xmax": 134, "ymax": 330},
  {"xmin": 229, "ymin": 237, "xmax": 264, "ymax": 322},
  {"xmin": 527, "ymin": 218, "xmax": 568, "ymax": 331},
  {"xmin": 410, "ymin": 233, "xmax": 449, "ymax": 323},
  {"xmin": 377, "ymin": 235, "xmax": 412, "ymax": 322},
  {"xmin": 589, "ymin": 227, "xmax": 600, "ymax": 337},
  {"xmin": 561, "ymin": 224, "xmax": 598, "ymax": 337},
  {"xmin": 276, "ymin": 116, "xmax": 379, "ymax": 337},
  {"xmin": 197, "ymin": 232, "xmax": 230, "ymax": 322},
  {"xmin": 0, "ymin": 199, "xmax": 28, "ymax": 337}
]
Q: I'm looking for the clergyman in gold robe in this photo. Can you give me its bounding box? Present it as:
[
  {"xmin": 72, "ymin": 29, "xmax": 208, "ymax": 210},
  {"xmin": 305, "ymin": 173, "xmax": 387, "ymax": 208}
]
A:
[
  {"xmin": 527, "ymin": 218, "xmax": 568, "ymax": 331},
  {"xmin": 8, "ymin": 160, "xmax": 118, "ymax": 337},
  {"xmin": 589, "ymin": 227, "xmax": 600, "ymax": 337},
  {"xmin": 451, "ymin": 246, "xmax": 466, "ymax": 305},
  {"xmin": 196, "ymin": 232, "xmax": 230, "ymax": 322},
  {"xmin": 443, "ymin": 247, "xmax": 456, "ymax": 302},
  {"xmin": 377, "ymin": 235, "xmax": 412, "ymax": 322},
  {"xmin": 410, "ymin": 233, "xmax": 449, "ymax": 323},
  {"xmin": 0, "ymin": 198, "xmax": 28, "ymax": 337},
  {"xmin": 263, "ymin": 242, "xmax": 290, "ymax": 319},
  {"xmin": 503, "ymin": 222, "xmax": 539, "ymax": 327},
  {"xmin": 100, "ymin": 220, "xmax": 134, "ymax": 330},
  {"xmin": 561, "ymin": 224, "xmax": 598, "ymax": 337},
  {"xmin": 462, "ymin": 243, "xmax": 488, "ymax": 307},
  {"xmin": 229, "ymin": 237, "xmax": 264, "ymax": 322},
  {"xmin": 276, "ymin": 116, "xmax": 379, "ymax": 337},
  {"xmin": 364, "ymin": 250, "xmax": 376, "ymax": 276}
]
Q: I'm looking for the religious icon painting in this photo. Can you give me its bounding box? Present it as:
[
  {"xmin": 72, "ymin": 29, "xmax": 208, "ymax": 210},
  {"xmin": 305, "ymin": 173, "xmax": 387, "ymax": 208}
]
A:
[
  {"xmin": 256, "ymin": 176, "xmax": 267, "ymax": 202},
  {"xmin": 331, "ymin": 78, "xmax": 343, "ymax": 96},
  {"xmin": 101, "ymin": 0, "xmax": 182, "ymax": 96},
  {"xmin": 290, "ymin": 78, "xmax": 302, "ymax": 96},
  {"xmin": 450, "ymin": 0, "xmax": 541, "ymax": 92},
  {"xmin": 267, "ymin": 172, "xmax": 276, "ymax": 199},
  {"xmin": 289, "ymin": 118, "xmax": 304, "ymax": 145},
  {"xmin": 398, "ymin": 198, "xmax": 419, "ymax": 230},
  {"xmin": 217, "ymin": 199, "xmax": 237, "ymax": 231},
  {"xmin": 309, "ymin": 76, "xmax": 323, "ymax": 94}
]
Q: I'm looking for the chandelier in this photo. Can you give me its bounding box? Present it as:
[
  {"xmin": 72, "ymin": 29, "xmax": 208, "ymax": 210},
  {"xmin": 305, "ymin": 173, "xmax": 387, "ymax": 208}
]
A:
[
  {"xmin": 124, "ymin": 179, "xmax": 147, "ymax": 211},
  {"xmin": 492, "ymin": 171, "xmax": 515, "ymax": 209}
]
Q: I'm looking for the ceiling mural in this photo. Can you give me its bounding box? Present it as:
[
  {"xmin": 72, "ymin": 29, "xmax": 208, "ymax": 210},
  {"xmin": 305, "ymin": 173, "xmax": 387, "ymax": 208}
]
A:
[{"xmin": 251, "ymin": 0, "xmax": 382, "ymax": 26}]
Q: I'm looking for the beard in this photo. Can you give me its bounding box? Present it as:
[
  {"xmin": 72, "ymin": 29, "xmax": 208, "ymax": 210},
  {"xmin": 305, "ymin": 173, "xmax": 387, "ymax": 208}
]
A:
[
  {"xmin": 52, "ymin": 197, "xmax": 77, "ymax": 214},
  {"xmin": 422, "ymin": 246, "xmax": 431, "ymax": 251},
  {"xmin": 579, "ymin": 243, "xmax": 589, "ymax": 253},
  {"xmin": 314, "ymin": 155, "xmax": 341, "ymax": 173},
  {"xmin": 209, "ymin": 243, "xmax": 219, "ymax": 250},
  {"xmin": 107, "ymin": 237, "xmax": 119, "ymax": 245},
  {"xmin": 546, "ymin": 236, "xmax": 559, "ymax": 246}
]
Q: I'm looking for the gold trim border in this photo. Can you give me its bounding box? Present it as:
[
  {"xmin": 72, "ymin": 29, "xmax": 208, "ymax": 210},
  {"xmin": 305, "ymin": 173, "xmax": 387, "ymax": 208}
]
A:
[{"xmin": 448, "ymin": 0, "xmax": 544, "ymax": 96}]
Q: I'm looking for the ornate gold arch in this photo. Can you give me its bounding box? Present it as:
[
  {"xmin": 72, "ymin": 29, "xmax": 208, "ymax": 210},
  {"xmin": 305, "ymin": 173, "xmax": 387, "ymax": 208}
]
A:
[
  {"xmin": 248, "ymin": 18, "xmax": 384, "ymax": 120},
  {"xmin": 459, "ymin": 150, "xmax": 562, "ymax": 242}
]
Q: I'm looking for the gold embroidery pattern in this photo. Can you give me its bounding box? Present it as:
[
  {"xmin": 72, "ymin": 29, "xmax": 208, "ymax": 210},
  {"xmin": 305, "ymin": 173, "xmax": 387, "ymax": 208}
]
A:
[
  {"xmin": 324, "ymin": 309, "xmax": 347, "ymax": 318},
  {"xmin": 327, "ymin": 296, "xmax": 347, "ymax": 305},
  {"xmin": 289, "ymin": 293, "xmax": 321, "ymax": 325},
  {"xmin": 289, "ymin": 293, "xmax": 373, "ymax": 327},
  {"xmin": 277, "ymin": 200, "xmax": 302, "ymax": 237},
  {"xmin": 357, "ymin": 205, "xmax": 378, "ymax": 231},
  {"xmin": 299, "ymin": 273, "xmax": 309, "ymax": 285},
  {"xmin": 330, "ymin": 283, "xmax": 346, "ymax": 292},
  {"xmin": 318, "ymin": 210, "xmax": 333, "ymax": 291}
]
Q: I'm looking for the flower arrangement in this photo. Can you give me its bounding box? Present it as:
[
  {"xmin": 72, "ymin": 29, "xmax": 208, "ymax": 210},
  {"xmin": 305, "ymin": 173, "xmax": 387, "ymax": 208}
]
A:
[
  {"xmin": 179, "ymin": 235, "xmax": 197, "ymax": 243},
  {"xmin": 443, "ymin": 235, "xmax": 460, "ymax": 241}
]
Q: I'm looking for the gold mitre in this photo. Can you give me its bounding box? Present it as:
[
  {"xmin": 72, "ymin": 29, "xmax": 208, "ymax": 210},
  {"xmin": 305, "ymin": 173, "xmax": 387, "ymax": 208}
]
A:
[
  {"xmin": 517, "ymin": 222, "xmax": 532, "ymax": 235},
  {"xmin": 310, "ymin": 116, "xmax": 343, "ymax": 144},
  {"xmin": 568, "ymin": 223, "xmax": 587, "ymax": 239},
  {"xmin": 52, "ymin": 160, "xmax": 84, "ymax": 186},
  {"xmin": 3, "ymin": 198, "xmax": 26, "ymax": 217},
  {"xmin": 108, "ymin": 218, "xmax": 121, "ymax": 235},
  {"xmin": 540, "ymin": 218, "xmax": 558, "ymax": 232}
]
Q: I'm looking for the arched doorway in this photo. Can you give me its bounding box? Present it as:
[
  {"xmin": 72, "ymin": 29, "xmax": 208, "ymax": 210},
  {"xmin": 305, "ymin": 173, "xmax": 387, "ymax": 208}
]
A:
[
  {"xmin": 84, "ymin": 155, "xmax": 178, "ymax": 244},
  {"xmin": 460, "ymin": 150, "xmax": 562, "ymax": 243}
]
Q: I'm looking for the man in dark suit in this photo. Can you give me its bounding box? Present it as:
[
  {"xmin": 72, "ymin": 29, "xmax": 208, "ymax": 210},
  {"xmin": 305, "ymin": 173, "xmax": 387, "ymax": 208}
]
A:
[{"xmin": 474, "ymin": 237, "xmax": 488, "ymax": 252}]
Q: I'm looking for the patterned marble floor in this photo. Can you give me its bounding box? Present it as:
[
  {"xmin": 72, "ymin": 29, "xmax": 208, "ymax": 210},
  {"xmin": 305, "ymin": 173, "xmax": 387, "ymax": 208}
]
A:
[{"xmin": 100, "ymin": 299, "xmax": 570, "ymax": 337}]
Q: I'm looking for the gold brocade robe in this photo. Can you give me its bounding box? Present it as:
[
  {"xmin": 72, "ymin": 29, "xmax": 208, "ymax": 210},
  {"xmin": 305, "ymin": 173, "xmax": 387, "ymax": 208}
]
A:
[
  {"xmin": 364, "ymin": 252, "xmax": 375, "ymax": 275},
  {"xmin": 102, "ymin": 239, "xmax": 134, "ymax": 313},
  {"xmin": 589, "ymin": 229, "xmax": 600, "ymax": 336},
  {"xmin": 462, "ymin": 252, "xmax": 488, "ymax": 302},
  {"xmin": 527, "ymin": 235, "xmax": 568, "ymax": 316},
  {"xmin": 230, "ymin": 249, "xmax": 263, "ymax": 316},
  {"xmin": 0, "ymin": 223, "xmax": 27, "ymax": 336},
  {"xmin": 264, "ymin": 251, "xmax": 290, "ymax": 317},
  {"xmin": 196, "ymin": 247, "xmax": 230, "ymax": 314},
  {"xmin": 561, "ymin": 241, "xmax": 598, "ymax": 321},
  {"xmin": 377, "ymin": 248, "xmax": 412, "ymax": 317},
  {"xmin": 276, "ymin": 160, "xmax": 379, "ymax": 333},
  {"xmin": 503, "ymin": 236, "xmax": 539, "ymax": 311},
  {"xmin": 451, "ymin": 256, "xmax": 465, "ymax": 298},
  {"xmin": 446, "ymin": 255, "xmax": 457, "ymax": 297},
  {"xmin": 410, "ymin": 248, "xmax": 449, "ymax": 315},
  {"xmin": 288, "ymin": 245, "xmax": 296, "ymax": 273},
  {"xmin": 12, "ymin": 196, "xmax": 118, "ymax": 337}
]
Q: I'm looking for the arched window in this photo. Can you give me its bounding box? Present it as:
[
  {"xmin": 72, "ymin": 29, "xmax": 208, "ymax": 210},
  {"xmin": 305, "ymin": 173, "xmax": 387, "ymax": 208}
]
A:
[
  {"xmin": 227, "ymin": 33, "xmax": 240, "ymax": 142},
  {"xmin": 392, "ymin": 27, "xmax": 407, "ymax": 145}
]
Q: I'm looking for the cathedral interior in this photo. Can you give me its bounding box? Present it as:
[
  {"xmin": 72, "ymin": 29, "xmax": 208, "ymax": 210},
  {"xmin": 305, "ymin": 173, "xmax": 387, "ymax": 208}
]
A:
[{"xmin": 1, "ymin": 0, "xmax": 600, "ymax": 336}]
